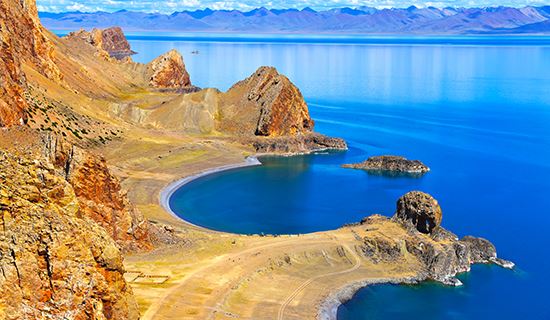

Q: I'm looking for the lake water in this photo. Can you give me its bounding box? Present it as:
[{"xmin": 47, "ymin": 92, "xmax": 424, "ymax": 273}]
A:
[{"xmin": 127, "ymin": 34, "xmax": 550, "ymax": 319}]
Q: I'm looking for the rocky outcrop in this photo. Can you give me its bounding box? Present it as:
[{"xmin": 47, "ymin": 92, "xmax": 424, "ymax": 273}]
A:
[
  {"xmin": 354, "ymin": 191, "xmax": 514, "ymax": 285},
  {"xmin": 0, "ymin": 150, "xmax": 138, "ymax": 319},
  {"xmin": 394, "ymin": 191, "xmax": 442, "ymax": 234},
  {"xmin": 146, "ymin": 49, "xmax": 192, "ymax": 90},
  {"xmin": 343, "ymin": 155, "xmax": 430, "ymax": 175},
  {"xmin": 42, "ymin": 135, "xmax": 155, "ymax": 252},
  {"xmin": 248, "ymin": 133, "xmax": 347, "ymax": 154},
  {"xmin": 219, "ymin": 66, "xmax": 314, "ymax": 137},
  {"xmin": 0, "ymin": 0, "xmax": 62, "ymax": 127},
  {"xmin": 65, "ymin": 27, "xmax": 136, "ymax": 59},
  {"xmin": 0, "ymin": 39, "xmax": 26, "ymax": 127}
]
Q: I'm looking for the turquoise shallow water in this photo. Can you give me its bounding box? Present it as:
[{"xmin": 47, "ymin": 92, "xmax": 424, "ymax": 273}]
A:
[{"xmin": 124, "ymin": 35, "xmax": 549, "ymax": 319}]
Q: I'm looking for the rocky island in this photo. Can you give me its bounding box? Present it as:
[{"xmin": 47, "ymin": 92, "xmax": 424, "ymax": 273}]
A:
[
  {"xmin": 343, "ymin": 155, "xmax": 430, "ymax": 175},
  {"xmin": 0, "ymin": 1, "xmax": 511, "ymax": 319}
]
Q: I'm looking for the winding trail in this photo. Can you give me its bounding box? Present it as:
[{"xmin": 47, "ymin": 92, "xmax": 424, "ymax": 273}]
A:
[
  {"xmin": 277, "ymin": 244, "xmax": 361, "ymax": 320},
  {"xmin": 142, "ymin": 237, "xmax": 340, "ymax": 320}
]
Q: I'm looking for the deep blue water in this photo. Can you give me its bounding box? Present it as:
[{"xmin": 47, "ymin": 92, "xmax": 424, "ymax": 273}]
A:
[{"xmin": 120, "ymin": 34, "xmax": 549, "ymax": 319}]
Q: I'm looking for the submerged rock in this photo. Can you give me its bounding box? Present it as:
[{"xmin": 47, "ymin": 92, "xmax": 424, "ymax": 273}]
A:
[{"xmin": 343, "ymin": 155, "xmax": 430, "ymax": 175}]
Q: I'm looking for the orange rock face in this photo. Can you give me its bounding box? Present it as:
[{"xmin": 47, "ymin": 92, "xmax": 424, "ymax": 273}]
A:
[
  {"xmin": 0, "ymin": 41, "xmax": 26, "ymax": 127},
  {"xmin": 70, "ymin": 153, "xmax": 153, "ymax": 252},
  {"xmin": 0, "ymin": 0, "xmax": 62, "ymax": 127},
  {"xmin": 65, "ymin": 26, "xmax": 136, "ymax": 59},
  {"xmin": 42, "ymin": 136, "xmax": 154, "ymax": 252},
  {"xmin": 0, "ymin": 150, "xmax": 139, "ymax": 319},
  {"xmin": 220, "ymin": 66, "xmax": 314, "ymax": 136},
  {"xmin": 146, "ymin": 49, "xmax": 192, "ymax": 89}
]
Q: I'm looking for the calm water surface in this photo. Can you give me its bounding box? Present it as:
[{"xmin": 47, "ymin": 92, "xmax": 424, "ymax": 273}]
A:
[{"xmin": 128, "ymin": 35, "xmax": 550, "ymax": 319}]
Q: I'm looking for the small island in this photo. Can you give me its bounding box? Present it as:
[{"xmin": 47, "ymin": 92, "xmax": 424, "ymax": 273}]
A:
[{"xmin": 343, "ymin": 155, "xmax": 430, "ymax": 175}]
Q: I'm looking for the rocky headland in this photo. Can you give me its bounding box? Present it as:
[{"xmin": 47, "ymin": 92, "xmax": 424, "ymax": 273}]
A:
[
  {"xmin": 343, "ymin": 155, "xmax": 430, "ymax": 175},
  {"xmin": 318, "ymin": 191, "xmax": 513, "ymax": 320},
  {"xmin": 65, "ymin": 27, "xmax": 136, "ymax": 59}
]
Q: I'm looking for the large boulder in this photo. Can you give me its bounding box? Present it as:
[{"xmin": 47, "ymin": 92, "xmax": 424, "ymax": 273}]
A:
[
  {"xmin": 146, "ymin": 49, "xmax": 192, "ymax": 89},
  {"xmin": 219, "ymin": 66, "xmax": 314, "ymax": 136},
  {"xmin": 393, "ymin": 191, "xmax": 442, "ymax": 234}
]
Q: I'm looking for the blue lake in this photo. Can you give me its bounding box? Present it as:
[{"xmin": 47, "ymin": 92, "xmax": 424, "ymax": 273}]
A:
[{"xmin": 124, "ymin": 34, "xmax": 550, "ymax": 319}]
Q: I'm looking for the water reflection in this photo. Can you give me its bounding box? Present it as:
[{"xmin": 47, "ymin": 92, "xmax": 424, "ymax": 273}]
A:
[{"xmin": 131, "ymin": 38, "xmax": 550, "ymax": 108}]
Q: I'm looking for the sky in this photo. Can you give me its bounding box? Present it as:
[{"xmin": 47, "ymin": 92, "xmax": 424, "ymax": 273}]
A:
[{"xmin": 35, "ymin": 0, "xmax": 550, "ymax": 13}]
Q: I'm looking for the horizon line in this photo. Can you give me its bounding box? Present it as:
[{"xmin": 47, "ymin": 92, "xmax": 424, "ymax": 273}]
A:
[{"xmin": 38, "ymin": 4, "xmax": 549, "ymax": 15}]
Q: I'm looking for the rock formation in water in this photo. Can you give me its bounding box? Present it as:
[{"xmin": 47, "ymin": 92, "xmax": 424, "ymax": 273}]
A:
[
  {"xmin": 356, "ymin": 191, "xmax": 514, "ymax": 285},
  {"xmin": 0, "ymin": 149, "xmax": 139, "ymax": 319},
  {"xmin": 219, "ymin": 66, "xmax": 314, "ymax": 136},
  {"xmin": 247, "ymin": 133, "xmax": 348, "ymax": 154},
  {"xmin": 146, "ymin": 49, "xmax": 192, "ymax": 90},
  {"xmin": 65, "ymin": 26, "xmax": 136, "ymax": 59},
  {"xmin": 343, "ymin": 155, "xmax": 430, "ymax": 174}
]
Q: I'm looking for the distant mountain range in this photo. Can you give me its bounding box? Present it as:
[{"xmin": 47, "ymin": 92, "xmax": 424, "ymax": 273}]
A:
[{"xmin": 39, "ymin": 6, "xmax": 550, "ymax": 34}]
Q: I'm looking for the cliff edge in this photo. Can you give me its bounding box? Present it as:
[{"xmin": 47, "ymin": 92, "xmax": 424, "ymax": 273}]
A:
[{"xmin": 0, "ymin": 149, "xmax": 139, "ymax": 319}]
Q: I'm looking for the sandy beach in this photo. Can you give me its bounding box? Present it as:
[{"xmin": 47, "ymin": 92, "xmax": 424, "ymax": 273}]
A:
[{"xmin": 159, "ymin": 156, "xmax": 262, "ymax": 231}]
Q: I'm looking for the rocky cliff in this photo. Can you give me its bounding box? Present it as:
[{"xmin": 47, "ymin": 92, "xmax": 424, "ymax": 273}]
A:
[
  {"xmin": 65, "ymin": 27, "xmax": 136, "ymax": 59},
  {"xmin": 0, "ymin": 0, "xmax": 62, "ymax": 127},
  {"xmin": 146, "ymin": 49, "xmax": 192, "ymax": 90},
  {"xmin": 219, "ymin": 66, "xmax": 314, "ymax": 136},
  {"xmin": 0, "ymin": 149, "xmax": 139, "ymax": 319},
  {"xmin": 41, "ymin": 134, "xmax": 156, "ymax": 252}
]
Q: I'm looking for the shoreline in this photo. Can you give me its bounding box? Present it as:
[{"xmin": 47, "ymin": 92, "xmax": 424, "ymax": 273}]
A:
[
  {"xmin": 317, "ymin": 277, "xmax": 421, "ymax": 320},
  {"xmin": 158, "ymin": 156, "xmax": 262, "ymax": 232},
  {"xmin": 156, "ymin": 151, "xmax": 408, "ymax": 320}
]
